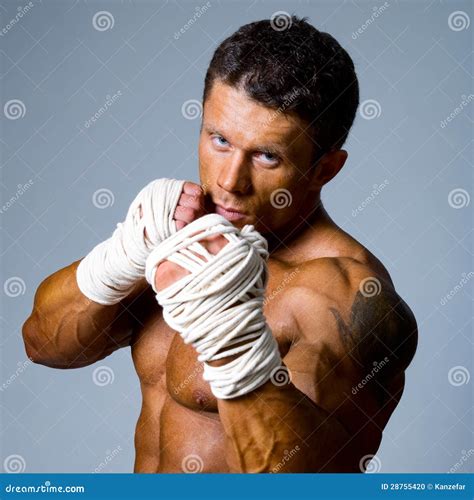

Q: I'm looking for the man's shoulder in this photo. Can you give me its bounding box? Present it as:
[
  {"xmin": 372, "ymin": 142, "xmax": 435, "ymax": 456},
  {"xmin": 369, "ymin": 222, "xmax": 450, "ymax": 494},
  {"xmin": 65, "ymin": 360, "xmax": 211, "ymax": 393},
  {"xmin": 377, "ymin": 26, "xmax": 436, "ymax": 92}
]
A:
[
  {"xmin": 288, "ymin": 253, "xmax": 392, "ymax": 306},
  {"xmin": 288, "ymin": 255, "xmax": 418, "ymax": 381}
]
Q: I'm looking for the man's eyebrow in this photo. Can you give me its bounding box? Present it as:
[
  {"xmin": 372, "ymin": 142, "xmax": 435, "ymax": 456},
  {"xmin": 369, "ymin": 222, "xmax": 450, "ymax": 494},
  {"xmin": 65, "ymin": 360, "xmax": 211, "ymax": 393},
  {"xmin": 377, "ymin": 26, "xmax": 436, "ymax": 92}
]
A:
[
  {"xmin": 203, "ymin": 123, "xmax": 223, "ymax": 135},
  {"xmin": 252, "ymin": 143, "xmax": 287, "ymax": 156}
]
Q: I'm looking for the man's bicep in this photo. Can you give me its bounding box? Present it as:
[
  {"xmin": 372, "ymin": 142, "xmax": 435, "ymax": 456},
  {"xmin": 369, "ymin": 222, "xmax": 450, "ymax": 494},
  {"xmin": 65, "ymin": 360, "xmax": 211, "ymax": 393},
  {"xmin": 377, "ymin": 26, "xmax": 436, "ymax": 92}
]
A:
[
  {"xmin": 282, "ymin": 333, "xmax": 355, "ymax": 409},
  {"xmin": 279, "ymin": 341, "xmax": 367, "ymax": 472},
  {"xmin": 279, "ymin": 293, "xmax": 391, "ymax": 469},
  {"xmin": 280, "ymin": 287, "xmax": 359, "ymax": 414}
]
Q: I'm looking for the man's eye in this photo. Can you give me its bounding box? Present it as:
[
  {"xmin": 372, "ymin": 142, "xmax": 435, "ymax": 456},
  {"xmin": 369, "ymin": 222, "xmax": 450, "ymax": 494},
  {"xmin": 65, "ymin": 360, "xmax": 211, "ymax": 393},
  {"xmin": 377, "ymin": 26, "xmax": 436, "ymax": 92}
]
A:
[
  {"xmin": 256, "ymin": 152, "xmax": 279, "ymax": 165},
  {"xmin": 212, "ymin": 135, "xmax": 229, "ymax": 147}
]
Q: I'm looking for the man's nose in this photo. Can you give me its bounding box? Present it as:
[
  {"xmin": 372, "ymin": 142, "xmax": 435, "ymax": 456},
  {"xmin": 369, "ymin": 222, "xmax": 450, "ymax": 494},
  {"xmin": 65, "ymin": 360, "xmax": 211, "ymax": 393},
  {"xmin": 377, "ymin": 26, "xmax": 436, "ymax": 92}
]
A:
[{"xmin": 217, "ymin": 150, "xmax": 251, "ymax": 194}]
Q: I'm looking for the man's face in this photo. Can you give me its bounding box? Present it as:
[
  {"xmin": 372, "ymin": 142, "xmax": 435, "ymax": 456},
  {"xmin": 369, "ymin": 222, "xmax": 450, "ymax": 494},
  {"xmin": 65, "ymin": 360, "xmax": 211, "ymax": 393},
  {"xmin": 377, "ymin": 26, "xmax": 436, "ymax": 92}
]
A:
[{"xmin": 199, "ymin": 81, "xmax": 317, "ymax": 234}]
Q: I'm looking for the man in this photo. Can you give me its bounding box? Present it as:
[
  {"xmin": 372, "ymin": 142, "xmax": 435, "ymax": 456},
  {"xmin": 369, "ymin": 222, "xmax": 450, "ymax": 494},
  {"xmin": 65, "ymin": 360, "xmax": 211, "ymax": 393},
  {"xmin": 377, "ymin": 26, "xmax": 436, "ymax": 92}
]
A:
[{"xmin": 22, "ymin": 16, "xmax": 418, "ymax": 473}]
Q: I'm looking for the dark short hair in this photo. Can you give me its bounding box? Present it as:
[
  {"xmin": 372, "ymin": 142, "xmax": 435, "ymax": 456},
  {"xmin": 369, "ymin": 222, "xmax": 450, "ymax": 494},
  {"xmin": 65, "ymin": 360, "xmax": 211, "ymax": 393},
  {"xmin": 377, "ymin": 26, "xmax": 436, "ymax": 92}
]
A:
[{"xmin": 203, "ymin": 15, "xmax": 359, "ymax": 166}]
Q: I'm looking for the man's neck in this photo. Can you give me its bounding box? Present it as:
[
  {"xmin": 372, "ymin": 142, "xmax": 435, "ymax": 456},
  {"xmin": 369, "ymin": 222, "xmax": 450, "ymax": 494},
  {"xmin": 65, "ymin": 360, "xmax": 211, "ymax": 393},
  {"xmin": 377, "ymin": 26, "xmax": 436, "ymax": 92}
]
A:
[{"xmin": 265, "ymin": 195, "xmax": 335, "ymax": 260}]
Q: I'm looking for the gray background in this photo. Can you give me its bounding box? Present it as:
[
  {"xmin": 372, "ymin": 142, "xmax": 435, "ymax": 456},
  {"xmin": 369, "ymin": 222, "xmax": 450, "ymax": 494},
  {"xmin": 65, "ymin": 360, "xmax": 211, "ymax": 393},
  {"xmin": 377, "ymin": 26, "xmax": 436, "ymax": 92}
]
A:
[{"xmin": 1, "ymin": 0, "xmax": 472, "ymax": 473}]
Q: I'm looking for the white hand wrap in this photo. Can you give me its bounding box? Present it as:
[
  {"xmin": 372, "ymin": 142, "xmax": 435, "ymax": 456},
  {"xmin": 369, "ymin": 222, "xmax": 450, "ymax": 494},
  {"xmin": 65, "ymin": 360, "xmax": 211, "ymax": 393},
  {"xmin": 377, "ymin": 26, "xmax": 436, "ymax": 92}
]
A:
[
  {"xmin": 76, "ymin": 178, "xmax": 185, "ymax": 305},
  {"xmin": 144, "ymin": 213, "xmax": 283, "ymax": 399}
]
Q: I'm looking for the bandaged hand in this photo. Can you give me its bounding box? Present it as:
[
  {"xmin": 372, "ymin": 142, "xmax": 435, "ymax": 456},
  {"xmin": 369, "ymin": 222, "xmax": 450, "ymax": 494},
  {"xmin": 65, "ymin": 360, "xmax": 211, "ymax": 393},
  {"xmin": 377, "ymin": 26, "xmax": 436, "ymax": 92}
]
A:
[
  {"xmin": 76, "ymin": 179, "xmax": 205, "ymax": 305},
  {"xmin": 144, "ymin": 214, "xmax": 283, "ymax": 399}
]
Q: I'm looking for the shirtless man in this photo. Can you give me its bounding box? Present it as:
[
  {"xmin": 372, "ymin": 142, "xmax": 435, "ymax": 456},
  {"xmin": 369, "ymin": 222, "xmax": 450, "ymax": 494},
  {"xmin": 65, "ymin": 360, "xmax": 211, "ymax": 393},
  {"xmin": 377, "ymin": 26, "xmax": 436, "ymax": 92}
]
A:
[{"xmin": 22, "ymin": 17, "xmax": 418, "ymax": 473}]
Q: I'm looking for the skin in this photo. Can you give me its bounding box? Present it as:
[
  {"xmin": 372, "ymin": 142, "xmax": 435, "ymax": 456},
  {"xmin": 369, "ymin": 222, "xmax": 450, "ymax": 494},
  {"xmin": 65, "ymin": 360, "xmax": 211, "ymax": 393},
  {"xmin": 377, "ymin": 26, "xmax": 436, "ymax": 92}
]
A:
[{"xmin": 22, "ymin": 81, "xmax": 418, "ymax": 473}]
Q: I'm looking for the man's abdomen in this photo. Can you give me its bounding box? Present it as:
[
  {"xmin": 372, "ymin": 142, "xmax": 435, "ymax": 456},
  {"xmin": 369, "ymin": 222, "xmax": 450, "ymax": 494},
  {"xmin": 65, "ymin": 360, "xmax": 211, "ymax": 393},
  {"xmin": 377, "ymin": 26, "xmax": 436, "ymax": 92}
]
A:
[{"xmin": 156, "ymin": 395, "xmax": 228, "ymax": 473}]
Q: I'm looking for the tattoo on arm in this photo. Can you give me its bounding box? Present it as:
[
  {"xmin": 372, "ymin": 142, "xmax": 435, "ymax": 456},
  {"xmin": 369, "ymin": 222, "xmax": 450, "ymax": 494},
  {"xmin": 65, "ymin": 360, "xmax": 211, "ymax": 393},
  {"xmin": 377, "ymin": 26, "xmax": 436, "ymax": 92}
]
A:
[{"xmin": 329, "ymin": 286, "xmax": 418, "ymax": 394}]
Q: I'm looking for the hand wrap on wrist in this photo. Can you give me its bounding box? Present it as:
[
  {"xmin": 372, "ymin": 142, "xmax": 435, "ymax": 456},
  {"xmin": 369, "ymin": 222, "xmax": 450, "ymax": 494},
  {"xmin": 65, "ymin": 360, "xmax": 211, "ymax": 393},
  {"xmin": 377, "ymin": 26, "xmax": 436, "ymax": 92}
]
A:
[{"xmin": 76, "ymin": 178, "xmax": 185, "ymax": 305}]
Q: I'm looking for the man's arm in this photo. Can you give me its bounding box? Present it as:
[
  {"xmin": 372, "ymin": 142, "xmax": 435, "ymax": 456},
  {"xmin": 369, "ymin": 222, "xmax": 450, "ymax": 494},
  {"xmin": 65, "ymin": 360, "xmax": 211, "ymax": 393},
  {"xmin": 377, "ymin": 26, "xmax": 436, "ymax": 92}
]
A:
[
  {"xmin": 22, "ymin": 179, "xmax": 205, "ymax": 369},
  {"xmin": 209, "ymin": 288, "xmax": 361, "ymax": 472},
  {"xmin": 22, "ymin": 259, "xmax": 149, "ymax": 369},
  {"xmin": 214, "ymin": 274, "xmax": 418, "ymax": 473},
  {"xmin": 213, "ymin": 330, "xmax": 361, "ymax": 473},
  {"xmin": 215, "ymin": 374, "xmax": 358, "ymax": 472}
]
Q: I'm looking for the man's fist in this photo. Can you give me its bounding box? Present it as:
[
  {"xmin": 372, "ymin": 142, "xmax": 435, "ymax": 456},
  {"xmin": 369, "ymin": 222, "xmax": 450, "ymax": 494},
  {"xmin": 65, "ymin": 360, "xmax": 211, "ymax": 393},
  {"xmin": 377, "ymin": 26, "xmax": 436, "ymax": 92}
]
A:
[
  {"xmin": 139, "ymin": 181, "xmax": 205, "ymax": 239},
  {"xmin": 174, "ymin": 182, "xmax": 206, "ymax": 230},
  {"xmin": 153, "ymin": 182, "xmax": 227, "ymax": 291}
]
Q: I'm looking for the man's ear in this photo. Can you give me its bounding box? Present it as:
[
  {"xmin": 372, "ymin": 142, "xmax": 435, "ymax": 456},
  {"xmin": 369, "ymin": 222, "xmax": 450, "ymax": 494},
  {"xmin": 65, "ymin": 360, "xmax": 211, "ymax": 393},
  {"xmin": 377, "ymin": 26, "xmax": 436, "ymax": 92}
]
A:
[{"xmin": 309, "ymin": 149, "xmax": 348, "ymax": 190}]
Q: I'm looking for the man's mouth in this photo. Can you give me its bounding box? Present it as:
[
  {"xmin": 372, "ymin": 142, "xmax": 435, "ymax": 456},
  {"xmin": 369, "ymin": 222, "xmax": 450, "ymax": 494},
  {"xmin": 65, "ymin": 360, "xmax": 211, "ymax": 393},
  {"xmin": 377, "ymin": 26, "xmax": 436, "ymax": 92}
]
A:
[{"xmin": 215, "ymin": 204, "xmax": 247, "ymax": 221}]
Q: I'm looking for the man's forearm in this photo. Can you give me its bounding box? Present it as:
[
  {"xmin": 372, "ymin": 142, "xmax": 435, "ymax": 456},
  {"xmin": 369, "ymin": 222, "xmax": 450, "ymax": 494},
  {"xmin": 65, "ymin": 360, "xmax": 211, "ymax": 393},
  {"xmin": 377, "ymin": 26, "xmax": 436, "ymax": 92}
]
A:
[{"xmin": 216, "ymin": 378, "xmax": 355, "ymax": 472}]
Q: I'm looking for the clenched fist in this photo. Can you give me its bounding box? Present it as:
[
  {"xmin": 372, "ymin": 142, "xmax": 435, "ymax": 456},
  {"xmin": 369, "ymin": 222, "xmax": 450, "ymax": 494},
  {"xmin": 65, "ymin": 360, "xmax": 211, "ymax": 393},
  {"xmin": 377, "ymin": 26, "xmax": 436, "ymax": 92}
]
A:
[
  {"xmin": 139, "ymin": 181, "xmax": 205, "ymax": 235},
  {"xmin": 155, "ymin": 182, "xmax": 228, "ymax": 291}
]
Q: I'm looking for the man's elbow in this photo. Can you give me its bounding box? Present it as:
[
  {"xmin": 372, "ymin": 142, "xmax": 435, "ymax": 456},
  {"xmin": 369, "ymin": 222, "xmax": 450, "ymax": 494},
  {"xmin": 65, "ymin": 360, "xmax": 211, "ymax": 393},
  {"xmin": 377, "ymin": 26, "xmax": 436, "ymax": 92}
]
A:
[{"xmin": 22, "ymin": 313, "xmax": 70, "ymax": 369}]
